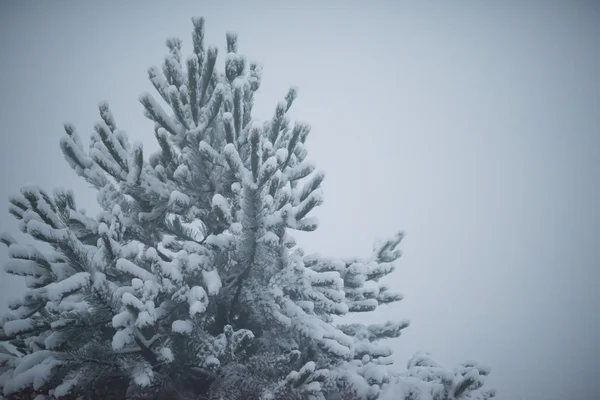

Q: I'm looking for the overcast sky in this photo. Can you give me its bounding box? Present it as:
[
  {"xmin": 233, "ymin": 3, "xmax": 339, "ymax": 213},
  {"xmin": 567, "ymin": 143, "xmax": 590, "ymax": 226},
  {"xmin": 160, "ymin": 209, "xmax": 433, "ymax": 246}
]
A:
[{"xmin": 0, "ymin": 1, "xmax": 599, "ymax": 399}]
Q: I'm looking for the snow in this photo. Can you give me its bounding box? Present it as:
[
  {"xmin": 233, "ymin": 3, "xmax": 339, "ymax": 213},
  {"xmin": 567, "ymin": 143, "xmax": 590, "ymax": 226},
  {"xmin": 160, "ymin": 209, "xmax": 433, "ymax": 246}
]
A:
[
  {"xmin": 294, "ymin": 189, "xmax": 323, "ymax": 220},
  {"xmin": 286, "ymin": 160, "xmax": 314, "ymax": 181},
  {"xmin": 212, "ymin": 194, "xmax": 232, "ymax": 223},
  {"xmin": 202, "ymin": 269, "xmax": 222, "ymax": 295},
  {"xmin": 44, "ymin": 272, "xmax": 91, "ymax": 302},
  {"xmin": 43, "ymin": 331, "xmax": 66, "ymax": 350},
  {"xmin": 98, "ymin": 101, "xmax": 117, "ymax": 130},
  {"xmin": 59, "ymin": 133, "xmax": 93, "ymax": 170},
  {"xmin": 303, "ymin": 381, "xmax": 321, "ymax": 394},
  {"xmin": 263, "ymin": 210, "xmax": 284, "ymax": 229},
  {"xmin": 3, "ymin": 319, "xmax": 34, "ymax": 337},
  {"xmin": 168, "ymin": 190, "xmax": 190, "ymax": 209},
  {"xmin": 190, "ymin": 83, "xmax": 225, "ymax": 136},
  {"xmin": 4, "ymin": 357, "xmax": 61, "ymax": 395},
  {"xmin": 223, "ymin": 143, "xmax": 252, "ymax": 184},
  {"xmin": 259, "ymin": 231, "xmax": 280, "ymax": 247},
  {"xmin": 116, "ymin": 258, "xmax": 154, "ymax": 281},
  {"xmin": 132, "ymin": 363, "xmax": 153, "ymax": 387},
  {"xmin": 148, "ymin": 66, "xmax": 170, "ymax": 100},
  {"xmin": 362, "ymin": 280, "xmax": 380, "ymax": 298},
  {"xmin": 206, "ymin": 233, "xmax": 233, "ymax": 249},
  {"xmin": 187, "ymin": 286, "xmax": 208, "ymax": 317},
  {"xmin": 122, "ymin": 292, "xmax": 145, "ymax": 311},
  {"xmin": 296, "ymin": 300, "xmax": 314, "ymax": 313},
  {"xmin": 159, "ymin": 347, "xmax": 174, "ymax": 363},
  {"xmin": 172, "ymin": 319, "xmax": 193, "ymax": 334},
  {"xmin": 68, "ymin": 209, "xmax": 99, "ymax": 233},
  {"xmin": 320, "ymin": 338, "xmax": 352, "ymax": 359},
  {"xmin": 94, "ymin": 120, "xmax": 129, "ymax": 166},
  {"xmin": 131, "ymin": 278, "xmax": 144, "ymax": 291},
  {"xmin": 199, "ymin": 141, "xmax": 220, "ymax": 162},
  {"xmin": 21, "ymin": 186, "xmax": 62, "ymax": 228},
  {"xmin": 4, "ymin": 259, "xmax": 47, "ymax": 278},
  {"xmin": 298, "ymin": 170, "xmax": 325, "ymax": 202},
  {"xmin": 204, "ymin": 355, "xmax": 220, "ymax": 367},
  {"xmin": 0, "ymin": 342, "xmax": 21, "ymax": 357},
  {"xmin": 381, "ymin": 377, "xmax": 435, "ymax": 400},
  {"xmin": 0, "ymin": 232, "xmax": 16, "ymax": 247},
  {"xmin": 293, "ymin": 142, "xmax": 308, "ymax": 162},
  {"xmin": 299, "ymin": 361, "xmax": 316, "ymax": 375},
  {"xmin": 309, "ymin": 270, "xmax": 343, "ymax": 289},
  {"xmin": 139, "ymin": 91, "xmax": 182, "ymax": 136},
  {"xmin": 211, "ymin": 194, "xmax": 228, "ymax": 212},
  {"xmin": 258, "ymin": 156, "xmax": 277, "ymax": 185},
  {"xmin": 90, "ymin": 141, "xmax": 127, "ymax": 180},
  {"xmin": 127, "ymin": 142, "xmax": 144, "ymax": 185},
  {"xmin": 112, "ymin": 311, "xmax": 132, "ymax": 329},
  {"xmin": 98, "ymin": 222, "xmax": 110, "ymax": 236},
  {"xmin": 173, "ymin": 164, "xmax": 189, "ymax": 182},
  {"xmin": 294, "ymin": 216, "xmax": 319, "ymax": 231},
  {"xmin": 26, "ymin": 220, "xmax": 68, "ymax": 243},
  {"xmin": 136, "ymin": 311, "xmax": 155, "ymax": 328},
  {"xmin": 189, "ymin": 301, "xmax": 206, "ymax": 317},
  {"xmin": 112, "ymin": 327, "xmax": 134, "ymax": 350},
  {"xmin": 53, "ymin": 376, "xmax": 80, "ymax": 398},
  {"xmin": 160, "ymin": 260, "xmax": 183, "ymax": 283}
]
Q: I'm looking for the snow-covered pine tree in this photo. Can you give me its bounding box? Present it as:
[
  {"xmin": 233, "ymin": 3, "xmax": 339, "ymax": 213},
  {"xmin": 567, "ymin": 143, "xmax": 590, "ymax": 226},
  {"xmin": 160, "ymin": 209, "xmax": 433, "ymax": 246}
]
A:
[
  {"xmin": 381, "ymin": 353, "xmax": 496, "ymax": 400},
  {"xmin": 0, "ymin": 17, "xmax": 494, "ymax": 400}
]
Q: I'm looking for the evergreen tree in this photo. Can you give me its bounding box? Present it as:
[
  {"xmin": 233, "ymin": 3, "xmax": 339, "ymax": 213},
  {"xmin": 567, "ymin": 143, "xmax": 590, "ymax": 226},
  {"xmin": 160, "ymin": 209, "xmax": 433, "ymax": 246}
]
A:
[{"xmin": 0, "ymin": 17, "xmax": 494, "ymax": 400}]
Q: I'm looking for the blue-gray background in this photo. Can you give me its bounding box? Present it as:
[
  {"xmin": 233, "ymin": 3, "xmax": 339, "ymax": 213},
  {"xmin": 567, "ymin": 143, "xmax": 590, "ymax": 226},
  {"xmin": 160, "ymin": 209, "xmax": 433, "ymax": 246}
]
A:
[{"xmin": 0, "ymin": 1, "xmax": 598, "ymax": 399}]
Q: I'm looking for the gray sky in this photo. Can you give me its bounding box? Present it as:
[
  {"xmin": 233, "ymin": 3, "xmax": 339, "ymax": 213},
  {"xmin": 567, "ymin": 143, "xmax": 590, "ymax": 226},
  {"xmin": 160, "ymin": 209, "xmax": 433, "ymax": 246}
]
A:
[{"xmin": 1, "ymin": 1, "xmax": 599, "ymax": 399}]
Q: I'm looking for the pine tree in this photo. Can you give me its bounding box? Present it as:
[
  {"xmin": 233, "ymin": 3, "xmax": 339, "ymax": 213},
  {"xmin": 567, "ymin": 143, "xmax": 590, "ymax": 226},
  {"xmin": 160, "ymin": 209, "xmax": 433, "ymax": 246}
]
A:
[
  {"xmin": 381, "ymin": 353, "xmax": 496, "ymax": 400},
  {"xmin": 0, "ymin": 17, "xmax": 494, "ymax": 400}
]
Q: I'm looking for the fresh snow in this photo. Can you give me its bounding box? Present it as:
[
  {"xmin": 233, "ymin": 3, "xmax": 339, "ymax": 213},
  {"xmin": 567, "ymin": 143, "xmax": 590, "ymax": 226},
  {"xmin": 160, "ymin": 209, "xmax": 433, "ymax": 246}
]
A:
[
  {"xmin": 202, "ymin": 269, "xmax": 222, "ymax": 295},
  {"xmin": 171, "ymin": 319, "xmax": 193, "ymax": 334},
  {"xmin": 116, "ymin": 258, "xmax": 154, "ymax": 281}
]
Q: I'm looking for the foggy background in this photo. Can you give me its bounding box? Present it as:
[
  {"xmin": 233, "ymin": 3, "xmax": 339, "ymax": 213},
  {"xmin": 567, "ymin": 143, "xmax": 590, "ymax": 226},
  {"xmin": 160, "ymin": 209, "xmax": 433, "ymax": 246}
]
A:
[{"xmin": 1, "ymin": 1, "xmax": 598, "ymax": 399}]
